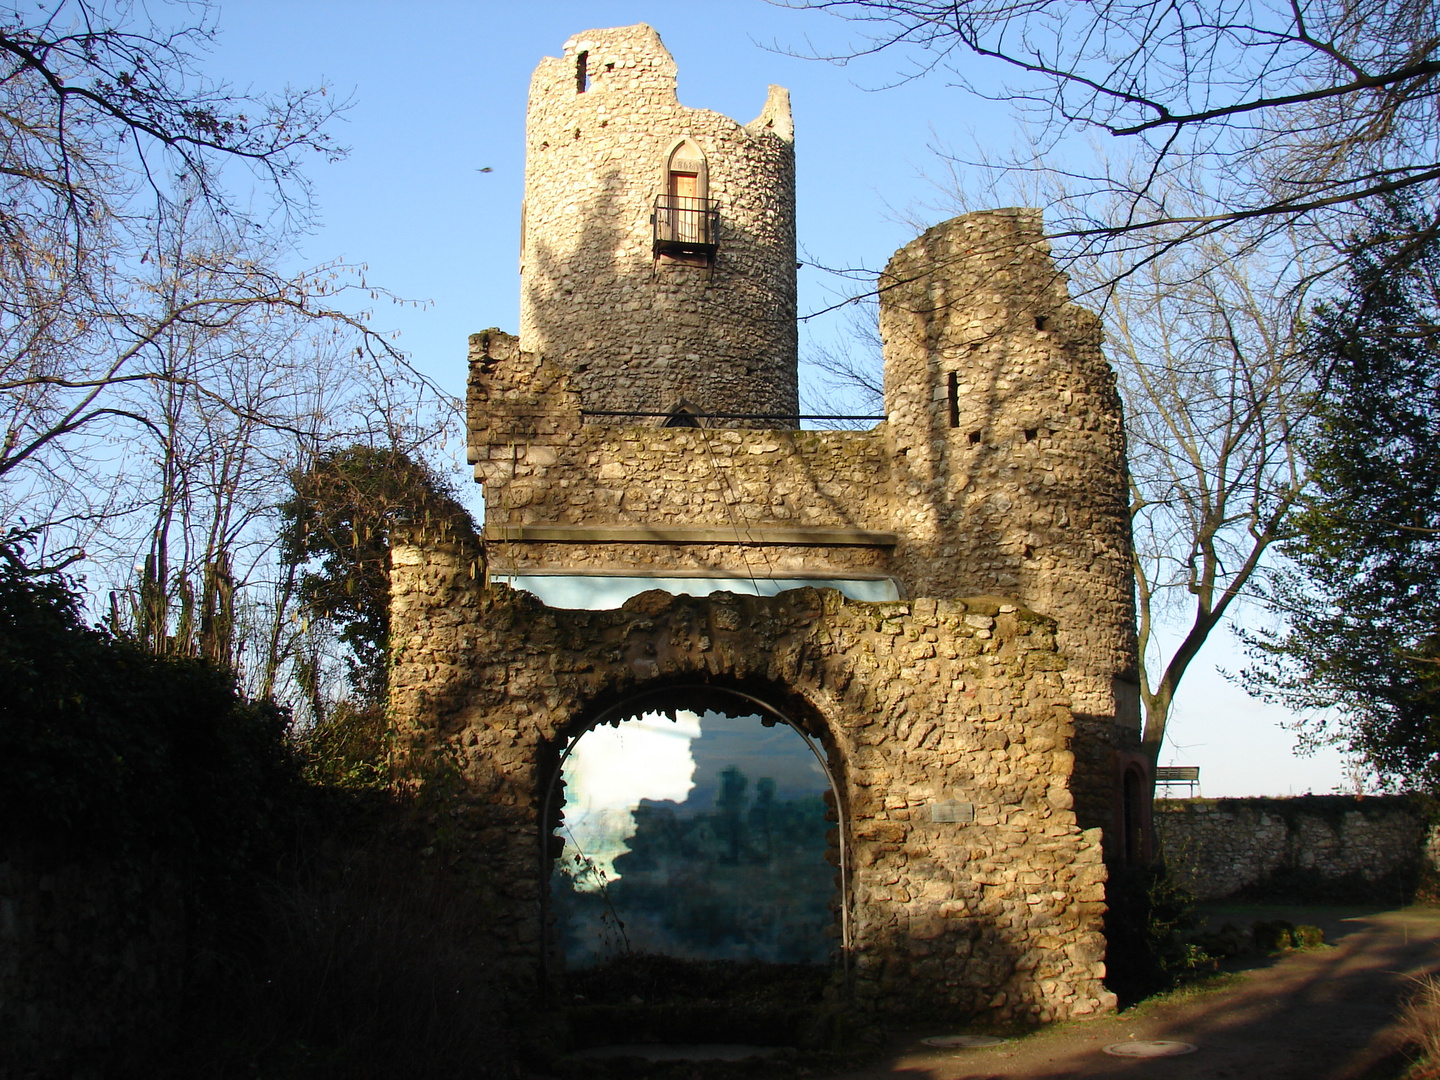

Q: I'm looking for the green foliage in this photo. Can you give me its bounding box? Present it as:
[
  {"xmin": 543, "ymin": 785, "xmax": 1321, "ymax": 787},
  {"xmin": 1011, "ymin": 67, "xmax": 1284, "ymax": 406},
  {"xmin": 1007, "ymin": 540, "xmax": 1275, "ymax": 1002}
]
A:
[
  {"xmin": 300, "ymin": 700, "xmax": 391, "ymax": 789},
  {"xmin": 1247, "ymin": 200, "xmax": 1440, "ymax": 789},
  {"xmin": 1250, "ymin": 919, "xmax": 1326, "ymax": 952},
  {"xmin": 0, "ymin": 549, "xmax": 295, "ymax": 863},
  {"xmin": 280, "ymin": 446, "xmax": 474, "ymax": 705},
  {"xmin": 1103, "ymin": 864, "xmax": 1209, "ymax": 1005}
]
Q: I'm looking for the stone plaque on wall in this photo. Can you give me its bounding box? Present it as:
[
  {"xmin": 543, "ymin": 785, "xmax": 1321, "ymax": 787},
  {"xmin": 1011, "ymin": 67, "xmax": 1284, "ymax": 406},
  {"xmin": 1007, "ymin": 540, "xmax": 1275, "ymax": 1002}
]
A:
[{"xmin": 930, "ymin": 799, "xmax": 975, "ymax": 824}]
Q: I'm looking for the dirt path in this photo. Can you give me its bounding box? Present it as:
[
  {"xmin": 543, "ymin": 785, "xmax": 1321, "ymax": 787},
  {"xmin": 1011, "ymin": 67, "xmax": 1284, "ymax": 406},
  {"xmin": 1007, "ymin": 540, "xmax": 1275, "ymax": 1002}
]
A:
[{"xmin": 835, "ymin": 907, "xmax": 1440, "ymax": 1080}]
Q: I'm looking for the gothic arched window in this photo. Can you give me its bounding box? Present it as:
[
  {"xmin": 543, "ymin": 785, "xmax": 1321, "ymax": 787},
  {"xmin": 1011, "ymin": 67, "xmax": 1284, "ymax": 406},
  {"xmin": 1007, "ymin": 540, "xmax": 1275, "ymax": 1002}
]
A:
[{"xmin": 654, "ymin": 140, "xmax": 717, "ymax": 260}]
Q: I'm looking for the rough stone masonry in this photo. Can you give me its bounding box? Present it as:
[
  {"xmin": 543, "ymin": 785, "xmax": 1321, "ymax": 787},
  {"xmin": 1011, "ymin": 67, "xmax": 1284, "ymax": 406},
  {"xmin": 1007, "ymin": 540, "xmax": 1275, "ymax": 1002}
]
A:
[{"xmin": 390, "ymin": 23, "xmax": 1142, "ymax": 1021}]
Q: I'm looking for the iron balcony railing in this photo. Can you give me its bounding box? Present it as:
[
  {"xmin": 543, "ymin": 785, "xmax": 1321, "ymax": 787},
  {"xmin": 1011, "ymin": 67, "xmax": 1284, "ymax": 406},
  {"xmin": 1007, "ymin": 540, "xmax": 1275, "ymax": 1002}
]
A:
[{"xmin": 652, "ymin": 195, "xmax": 720, "ymax": 257}]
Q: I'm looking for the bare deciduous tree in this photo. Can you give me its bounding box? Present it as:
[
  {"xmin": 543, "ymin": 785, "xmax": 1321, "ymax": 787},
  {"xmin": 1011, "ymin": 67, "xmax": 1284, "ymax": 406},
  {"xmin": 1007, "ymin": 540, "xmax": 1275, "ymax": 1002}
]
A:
[
  {"xmin": 0, "ymin": 3, "xmax": 457, "ymax": 728},
  {"xmin": 1108, "ymin": 245, "xmax": 1312, "ymax": 761},
  {"xmin": 783, "ymin": 0, "xmax": 1440, "ymax": 268}
]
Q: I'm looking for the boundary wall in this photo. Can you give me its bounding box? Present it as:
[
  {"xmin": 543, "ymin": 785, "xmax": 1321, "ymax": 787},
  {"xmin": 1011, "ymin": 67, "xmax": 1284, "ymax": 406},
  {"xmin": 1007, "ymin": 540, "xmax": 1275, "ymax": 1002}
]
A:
[{"xmin": 1157, "ymin": 795, "xmax": 1438, "ymax": 902}]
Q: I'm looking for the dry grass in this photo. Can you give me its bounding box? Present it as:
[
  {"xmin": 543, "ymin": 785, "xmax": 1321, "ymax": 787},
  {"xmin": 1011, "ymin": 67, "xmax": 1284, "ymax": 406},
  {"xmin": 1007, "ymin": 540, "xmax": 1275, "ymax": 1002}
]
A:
[{"xmin": 1399, "ymin": 975, "xmax": 1440, "ymax": 1079}]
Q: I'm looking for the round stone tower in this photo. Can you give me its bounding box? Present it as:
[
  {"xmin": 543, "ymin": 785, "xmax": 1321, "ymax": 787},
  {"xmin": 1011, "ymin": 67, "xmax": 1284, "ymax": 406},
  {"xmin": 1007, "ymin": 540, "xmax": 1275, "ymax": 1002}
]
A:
[{"xmin": 519, "ymin": 25, "xmax": 798, "ymax": 424}]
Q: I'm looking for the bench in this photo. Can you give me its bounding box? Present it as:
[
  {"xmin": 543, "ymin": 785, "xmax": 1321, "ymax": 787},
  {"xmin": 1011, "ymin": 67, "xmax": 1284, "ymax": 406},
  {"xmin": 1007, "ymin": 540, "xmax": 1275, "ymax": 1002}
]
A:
[{"xmin": 1155, "ymin": 765, "xmax": 1201, "ymax": 797}]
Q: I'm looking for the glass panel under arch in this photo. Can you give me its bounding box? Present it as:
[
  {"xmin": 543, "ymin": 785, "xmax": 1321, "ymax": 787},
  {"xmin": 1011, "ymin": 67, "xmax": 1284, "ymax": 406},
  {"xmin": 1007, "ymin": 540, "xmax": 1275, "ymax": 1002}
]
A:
[
  {"xmin": 551, "ymin": 709, "xmax": 835, "ymax": 968},
  {"xmin": 494, "ymin": 574, "xmax": 900, "ymax": 610}
]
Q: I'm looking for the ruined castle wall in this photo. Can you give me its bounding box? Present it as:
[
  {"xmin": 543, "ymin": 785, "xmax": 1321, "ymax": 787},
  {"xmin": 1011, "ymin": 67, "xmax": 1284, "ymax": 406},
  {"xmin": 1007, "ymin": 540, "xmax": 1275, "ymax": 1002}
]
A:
[
  {"xmin": 878, "ymin": 209, "xmax": 1141, "ymax": 835},
  {"xmin": 469, "ymin": 328, "xmax": 897, "ymax": 582},
  {"xmin": 479, "ymin": 209, "xmax": 1138, "ymax": 735},
  {"xmin": 520, "ymin": 25, "xmax": 797, "ymax": 421},
  {"xmin": 389, "ymin": 526, "xmax": 1113, "ymax": 1022}
]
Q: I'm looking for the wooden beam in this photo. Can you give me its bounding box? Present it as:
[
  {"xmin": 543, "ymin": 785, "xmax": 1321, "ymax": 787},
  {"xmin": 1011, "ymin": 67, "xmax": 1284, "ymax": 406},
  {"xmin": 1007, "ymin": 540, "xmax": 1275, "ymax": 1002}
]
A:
[{"xmin": 483, "ymin": 524, "xmax": 898, "ymax": 546}]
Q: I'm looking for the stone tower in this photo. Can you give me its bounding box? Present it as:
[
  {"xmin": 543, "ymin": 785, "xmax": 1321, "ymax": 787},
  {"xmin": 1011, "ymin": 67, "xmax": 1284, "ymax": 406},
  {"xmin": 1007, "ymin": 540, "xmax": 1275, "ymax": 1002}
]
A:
[{"xmin": 519, "ymin": 24, "xmax": 798, "ymax": 423}]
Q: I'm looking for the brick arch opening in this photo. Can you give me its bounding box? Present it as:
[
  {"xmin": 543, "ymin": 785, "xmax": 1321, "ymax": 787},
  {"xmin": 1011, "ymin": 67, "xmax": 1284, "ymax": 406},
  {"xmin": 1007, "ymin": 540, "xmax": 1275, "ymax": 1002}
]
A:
[
  {"xmin": 538, "ymin": 679, "xmax": 851, "ymax": 980},
  {"xmin": 1120, "ymin": 760, "xmax": 1152, "ymax": 864}
]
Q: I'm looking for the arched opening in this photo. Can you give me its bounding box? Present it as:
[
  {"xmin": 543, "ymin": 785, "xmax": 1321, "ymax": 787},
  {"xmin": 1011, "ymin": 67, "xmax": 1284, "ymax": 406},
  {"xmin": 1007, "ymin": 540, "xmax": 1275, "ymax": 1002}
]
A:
[
  {"xmin": 661, "ymin": 401, "xmax": 701, "ymax": 428},
  {"xmin": 1122, "ymin": 763, "xmax": 1149, "ymax": 864},
  {"xmin": 653, "ymin": 140, "xmax": 717, "ymax": 261},
  {"xmin": 664, "ymin": 138, "xmax": 708, "ymax": 205},
  {"xmin": 541, "ymin": 684, "xmax": 847, "ymax": 975}
]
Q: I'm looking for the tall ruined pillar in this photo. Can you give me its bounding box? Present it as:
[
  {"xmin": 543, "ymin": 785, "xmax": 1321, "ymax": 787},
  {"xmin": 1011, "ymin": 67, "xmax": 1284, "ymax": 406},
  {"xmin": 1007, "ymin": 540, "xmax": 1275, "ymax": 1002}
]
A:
[
  {"xmin": 519, "ymin": 24, "xmax": 798, "ymax": 423},
  {"xmin": 878, "ymin": 209, "xmax": 1144, "ymax": 850}
]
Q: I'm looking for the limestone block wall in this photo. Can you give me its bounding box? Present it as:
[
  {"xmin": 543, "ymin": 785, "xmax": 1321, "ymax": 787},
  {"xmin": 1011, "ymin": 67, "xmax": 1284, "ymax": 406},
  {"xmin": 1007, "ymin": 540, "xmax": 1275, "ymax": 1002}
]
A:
[
  {"xmin": 473, "ymin": 211, "xmax": 1140, "ymax": 840},
  {"xmin": 389, "ymin": 526, "xmax": 1114, "ymax": 1022},
  {"xmin": 520, "ymin": 24, "xmax": 798, "ymax": 421},
  {"xmin": 1157, "ymin": 796, "xmax": 1437, "ymax": 901}
]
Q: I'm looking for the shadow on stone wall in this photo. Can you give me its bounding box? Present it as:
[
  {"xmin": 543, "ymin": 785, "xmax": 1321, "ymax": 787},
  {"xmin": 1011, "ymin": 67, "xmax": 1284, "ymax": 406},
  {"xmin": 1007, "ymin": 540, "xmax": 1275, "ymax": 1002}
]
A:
[{"xmin": 1157, "ymin": 794, "xmax": 1438, "ymax": 905}]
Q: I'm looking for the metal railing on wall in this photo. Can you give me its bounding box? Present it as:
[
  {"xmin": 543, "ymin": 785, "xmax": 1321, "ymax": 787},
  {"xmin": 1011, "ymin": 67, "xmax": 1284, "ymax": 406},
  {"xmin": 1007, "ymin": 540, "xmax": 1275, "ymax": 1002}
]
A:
[{"xmin": 652, "ymin": 195, "xmax": 720, "ymax": 257}]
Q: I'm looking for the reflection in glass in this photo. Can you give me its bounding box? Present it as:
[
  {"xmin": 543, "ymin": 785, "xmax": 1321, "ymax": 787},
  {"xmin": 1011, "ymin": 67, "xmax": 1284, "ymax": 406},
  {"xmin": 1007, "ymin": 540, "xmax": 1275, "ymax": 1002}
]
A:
[{"xmin": 552, "ymin": 710, "xmax": 834, "ymax": 967}]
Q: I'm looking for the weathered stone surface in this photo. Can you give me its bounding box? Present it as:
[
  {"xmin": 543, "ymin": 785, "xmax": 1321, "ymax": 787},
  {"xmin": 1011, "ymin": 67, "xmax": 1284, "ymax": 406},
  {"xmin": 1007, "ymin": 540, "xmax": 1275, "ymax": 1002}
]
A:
[
  {"xmin": 1158, "ymin": 795, "xmax": 1440, "ymax": 901},
  {"xmin": 473, "ymin": 208, "xmax": 1144, "ymax": 848},
  {"xmin": 520, "ymin": 24, "xmax": 797, "ymax": 423},
  {"xmin": 390, "ymin": 531, "xmax": 1115, "ymax": 1021},
  {"xmin": 396, "ymin": 25, "xmax": 1145, "ymax": 1026}
]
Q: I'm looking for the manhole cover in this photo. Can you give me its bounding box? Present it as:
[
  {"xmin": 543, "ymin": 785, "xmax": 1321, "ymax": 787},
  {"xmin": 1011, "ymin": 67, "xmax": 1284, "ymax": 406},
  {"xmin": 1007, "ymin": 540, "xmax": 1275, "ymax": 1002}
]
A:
[
  {"xmin": 1103, "ymin": 1040, "xmax": 1198, "ymax": 1058},
  {"xmin": 922, "ymin": 1035, "xmax": 1009, "ymax": 1048}
]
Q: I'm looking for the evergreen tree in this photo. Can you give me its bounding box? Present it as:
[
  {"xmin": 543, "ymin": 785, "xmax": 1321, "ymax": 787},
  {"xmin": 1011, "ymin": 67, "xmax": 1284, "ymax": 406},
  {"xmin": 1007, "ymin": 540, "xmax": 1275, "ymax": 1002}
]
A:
[
  {"xmin": 1248, "ymin": 203, "xmax": 1440, "ymax": 787},
  {"xmin": 280, "ymin": 447, "xmax": 474, "ymax": 707}
]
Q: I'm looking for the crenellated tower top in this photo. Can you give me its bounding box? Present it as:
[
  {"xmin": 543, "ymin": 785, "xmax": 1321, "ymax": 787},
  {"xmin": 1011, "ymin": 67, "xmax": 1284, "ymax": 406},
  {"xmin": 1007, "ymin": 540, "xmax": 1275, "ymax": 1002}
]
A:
[{"xmin": 519, "ymin": 25, "xmax": 798, "ymax": 426}]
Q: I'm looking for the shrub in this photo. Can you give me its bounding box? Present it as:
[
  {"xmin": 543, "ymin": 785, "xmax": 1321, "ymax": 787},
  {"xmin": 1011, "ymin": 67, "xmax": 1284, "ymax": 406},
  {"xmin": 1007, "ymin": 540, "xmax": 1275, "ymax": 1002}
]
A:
[
  {"xmin": 1103, "ymin": 863, "xmax": 1210, "ymax": 1004},
  {"xmin": 0, "ymin": 558, "xmax": 296, "ymax": 871}
]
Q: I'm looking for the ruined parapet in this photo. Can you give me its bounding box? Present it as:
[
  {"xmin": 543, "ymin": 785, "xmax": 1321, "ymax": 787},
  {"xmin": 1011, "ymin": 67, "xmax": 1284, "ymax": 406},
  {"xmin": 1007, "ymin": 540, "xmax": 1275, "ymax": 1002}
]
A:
[
  {"xmin": 879, "ymin": 209, "xmax": 1142, "ymax": 839},
  {"xmin": 467, "ymin": 328, "xmax": 900, "ymax": 585},
  {"xmin": 520, "ymin": 25, "xmax": 798, "ymax": 423}
]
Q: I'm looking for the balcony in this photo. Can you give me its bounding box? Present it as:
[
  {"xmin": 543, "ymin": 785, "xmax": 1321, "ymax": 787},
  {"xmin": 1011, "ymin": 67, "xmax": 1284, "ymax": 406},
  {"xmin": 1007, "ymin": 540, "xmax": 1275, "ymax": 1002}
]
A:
[{"xmin": 652, "ymin": 195, "xmax": 719, "ymax": 259}]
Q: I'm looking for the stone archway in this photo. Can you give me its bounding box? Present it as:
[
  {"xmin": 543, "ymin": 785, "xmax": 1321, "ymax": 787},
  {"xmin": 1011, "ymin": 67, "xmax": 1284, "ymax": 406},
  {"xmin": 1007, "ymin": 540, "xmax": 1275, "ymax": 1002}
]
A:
[
  {"xmin": 539, "ymin": 682, "xmax": 852, "ymax": 979},
  {"xmin": 390, "ymin": 529, "xmax": 1116, "ymax": 1021}
]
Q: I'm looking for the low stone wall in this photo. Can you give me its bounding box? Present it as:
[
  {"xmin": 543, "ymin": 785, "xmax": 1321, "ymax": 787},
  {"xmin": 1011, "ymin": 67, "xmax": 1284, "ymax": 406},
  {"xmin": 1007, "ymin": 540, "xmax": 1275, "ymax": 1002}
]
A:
[
  {"xmin": 1156, "ymin": 795, "xmax": 1436, "ymax": 903},
  {"xmin": 0, "ymin": 838, "xmax": 188, "ymax": 1076}
]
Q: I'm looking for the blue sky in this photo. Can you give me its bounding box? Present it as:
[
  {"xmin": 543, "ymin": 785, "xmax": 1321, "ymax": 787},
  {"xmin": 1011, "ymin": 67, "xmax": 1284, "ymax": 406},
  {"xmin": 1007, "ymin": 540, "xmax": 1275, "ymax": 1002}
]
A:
[{"xmin": 204, "ymin": 1, "xmax": 1352, "ymax": 796}]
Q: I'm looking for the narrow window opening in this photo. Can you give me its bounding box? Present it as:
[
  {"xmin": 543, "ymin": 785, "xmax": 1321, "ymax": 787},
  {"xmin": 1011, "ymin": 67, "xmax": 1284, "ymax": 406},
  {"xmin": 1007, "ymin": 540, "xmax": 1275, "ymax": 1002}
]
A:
[
  {"xmin": 1024, "ymin": 428, "xmax": 1038, "ymax": 442},
  {"xmin": 1122, "ymin": 765, "xmax": 1148, "ymax": 864},
  {"xmin": 1022, "ymin": 544, "xmax": 1035, "ymax": 560},
  {"xmin": 605, "ymin": 61, "xmax": 615, "ymax": 72},
  {"xmin": 947, "ymin": 371, "xmax": 960, "ymax": 428},
  {"xmin": 968, "ymin": 430, "xmax": 982, "ymax": 445},
  {"xmin": 576, "ymin": 51, "xmax": 589, "ymax": 93},
  {"xmin": 1034, "ymin": 315, "xmax": 1048, "ymax": 331}
]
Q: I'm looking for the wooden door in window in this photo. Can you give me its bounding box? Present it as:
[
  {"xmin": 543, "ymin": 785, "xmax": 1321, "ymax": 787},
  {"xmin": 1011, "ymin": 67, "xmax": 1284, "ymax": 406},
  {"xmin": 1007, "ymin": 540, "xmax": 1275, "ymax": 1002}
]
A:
[{"xmin": 668, "ymin": 171, "xmax": 701, "ymax": 244}]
